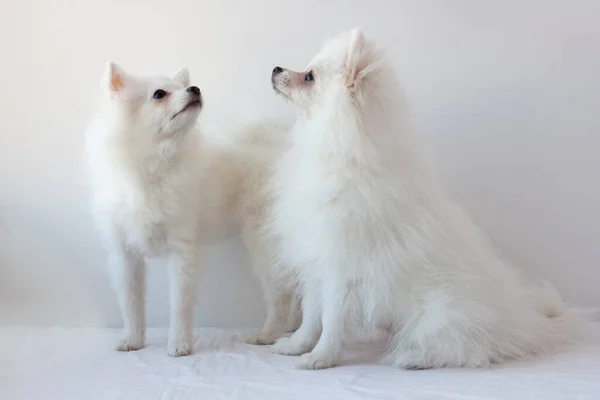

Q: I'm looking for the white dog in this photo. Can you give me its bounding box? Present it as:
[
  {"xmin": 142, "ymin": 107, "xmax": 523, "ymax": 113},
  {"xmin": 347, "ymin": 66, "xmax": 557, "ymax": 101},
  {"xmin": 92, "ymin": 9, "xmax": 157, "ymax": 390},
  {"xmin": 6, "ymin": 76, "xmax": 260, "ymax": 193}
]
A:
[
  {"xmin": 85, "ymin": 63, "xmax": 298, "ymax": 357},
  {"xmin": 267, "ymin": 28, "xmax": 589, "ymax": 370}
]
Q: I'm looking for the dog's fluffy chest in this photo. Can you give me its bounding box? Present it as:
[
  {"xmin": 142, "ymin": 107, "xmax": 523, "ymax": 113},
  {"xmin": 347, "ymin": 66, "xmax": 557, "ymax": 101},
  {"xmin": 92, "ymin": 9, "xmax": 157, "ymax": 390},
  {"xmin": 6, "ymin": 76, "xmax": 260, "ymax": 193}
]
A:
[
  {"xmin": 272, "ymin": 150, "xmax": 363, "ymax": 266},
  {"xmin": 117, "ymin": 191, "xmax": 170, "ymax": 254},
  {"xmin": 96, "ymin": 169, "xmax": 194, "ymax": 255}
]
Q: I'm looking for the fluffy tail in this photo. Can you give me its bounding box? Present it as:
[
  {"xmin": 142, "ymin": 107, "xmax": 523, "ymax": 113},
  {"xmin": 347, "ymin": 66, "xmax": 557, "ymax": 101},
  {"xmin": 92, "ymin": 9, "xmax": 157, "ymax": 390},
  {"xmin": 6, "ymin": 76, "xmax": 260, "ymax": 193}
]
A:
[
  {"xmin": 530, "ymin": 281, "xmax": 596, "ymax": 352},
  {"xmin": 232, "ymin": 119, "xmax": 291, "ymax": 148},
  {"xmin": 200, "ymin": 114, "xmax": 291, "ymax": 149}
]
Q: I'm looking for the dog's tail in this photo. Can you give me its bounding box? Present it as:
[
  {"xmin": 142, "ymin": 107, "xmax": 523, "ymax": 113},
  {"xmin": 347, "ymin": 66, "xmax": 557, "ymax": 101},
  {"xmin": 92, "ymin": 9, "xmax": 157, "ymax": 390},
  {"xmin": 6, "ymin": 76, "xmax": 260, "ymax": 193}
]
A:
[
  {"xmin": 200, "ymin": 113, "xmax": 291, "ymax": 149},
  {"xmin": 530, "ymin": 281, "xmax": 596, "ymax": 353},
  {"xmin": 233, "ymin": 118, "xmax": 291, "ymax": 148}
]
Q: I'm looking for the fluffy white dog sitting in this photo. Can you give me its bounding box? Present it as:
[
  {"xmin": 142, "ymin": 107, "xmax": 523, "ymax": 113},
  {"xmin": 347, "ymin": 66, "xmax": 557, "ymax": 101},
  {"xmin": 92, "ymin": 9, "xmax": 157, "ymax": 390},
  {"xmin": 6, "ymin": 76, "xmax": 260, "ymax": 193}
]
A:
[
  {"xmin": 266, "ymin": 28, "xmax": 589, "ymax": 370},
  {"xmin": 85, "ymin": 63, "xmax": 298, "ymax": 357}
]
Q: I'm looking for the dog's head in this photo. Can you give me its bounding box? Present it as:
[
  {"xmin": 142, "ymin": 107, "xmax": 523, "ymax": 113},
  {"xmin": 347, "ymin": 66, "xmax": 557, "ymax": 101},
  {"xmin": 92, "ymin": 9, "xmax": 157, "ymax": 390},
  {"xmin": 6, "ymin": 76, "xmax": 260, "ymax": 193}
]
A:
[
  {"xmin": 102, "ymin": 63, "xmax": 203, "ymax": 138},
  {"xmin": 271, "ymin": 28, "xmax": 379, "ymax": 118}
]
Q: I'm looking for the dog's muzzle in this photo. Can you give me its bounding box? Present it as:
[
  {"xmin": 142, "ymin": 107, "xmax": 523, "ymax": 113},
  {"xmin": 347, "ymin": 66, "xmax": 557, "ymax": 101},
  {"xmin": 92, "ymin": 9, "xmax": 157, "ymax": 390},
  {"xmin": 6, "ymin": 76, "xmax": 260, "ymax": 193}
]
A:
[
  {"xmin": 271, "ymin": 66, "xmax": 287, "ymax": 95},
  {"xmin": 272, "ymin": 66, "xmax": 284, "ymax": 76}
]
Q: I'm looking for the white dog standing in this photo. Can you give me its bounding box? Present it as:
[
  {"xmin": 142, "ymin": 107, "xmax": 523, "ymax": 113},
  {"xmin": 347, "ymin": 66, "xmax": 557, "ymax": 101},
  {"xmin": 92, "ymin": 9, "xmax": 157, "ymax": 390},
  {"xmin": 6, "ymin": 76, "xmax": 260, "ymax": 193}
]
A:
[
  {"xmin": 267, "ymin": 28, "xmax": 589, "ymax": 370},
  {"xmin": 86, "ymin": 63, "xmax": 298, "ymax": 357}
]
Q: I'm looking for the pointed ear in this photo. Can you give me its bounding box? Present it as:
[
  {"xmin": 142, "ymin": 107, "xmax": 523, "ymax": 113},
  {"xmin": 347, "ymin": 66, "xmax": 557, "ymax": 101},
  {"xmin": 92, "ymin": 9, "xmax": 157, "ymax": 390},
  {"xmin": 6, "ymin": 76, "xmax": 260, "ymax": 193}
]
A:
[
  {"xmin": 344, "ymin": 28, "xmax": 370, "ymax": 90},
  {"xmin": 103, "ymin": 62, "xmax": 128, "ymax": 95},
  {"xmin": 172, "ymin": 68, "xmax": 190, "ymax": 87}
]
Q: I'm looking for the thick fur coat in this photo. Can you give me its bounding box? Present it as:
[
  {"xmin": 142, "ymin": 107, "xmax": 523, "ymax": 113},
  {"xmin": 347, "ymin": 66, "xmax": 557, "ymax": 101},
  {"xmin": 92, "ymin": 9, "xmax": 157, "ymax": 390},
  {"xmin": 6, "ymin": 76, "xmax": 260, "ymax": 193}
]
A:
[
  {"xmin": 85, "ymin": 64, "xmax": 298, "ymax": 356},
  {"xmin": 266, "ymin": 28, "xmax": 590, "ymax": 370}
]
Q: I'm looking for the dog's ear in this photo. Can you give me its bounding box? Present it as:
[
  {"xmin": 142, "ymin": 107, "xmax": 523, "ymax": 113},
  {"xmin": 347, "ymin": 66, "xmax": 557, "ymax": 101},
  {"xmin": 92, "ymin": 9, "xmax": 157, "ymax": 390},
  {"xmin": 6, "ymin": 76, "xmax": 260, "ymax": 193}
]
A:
[
  {"xmin": 104, "ymin": 62, "xmax": 128, "ymax": 96},
  {"xmin": 172, "ymin": 68, "xmax": 190, "ymax": 87},
  {"xmin": 344, "ymin": 28, "xmax": 371, "ymax": 90}
]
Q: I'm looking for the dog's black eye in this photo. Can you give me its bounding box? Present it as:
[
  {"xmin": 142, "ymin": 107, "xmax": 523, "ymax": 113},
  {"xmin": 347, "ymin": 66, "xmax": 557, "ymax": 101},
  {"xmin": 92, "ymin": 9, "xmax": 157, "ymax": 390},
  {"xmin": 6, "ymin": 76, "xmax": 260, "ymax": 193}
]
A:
[
  {"xmin": 153, "ymin": 90, "xmax": 166, "ymax": 99},
  {"xmin": 304, "ymin": 72, "xmax": 314, "ymax": 82}
]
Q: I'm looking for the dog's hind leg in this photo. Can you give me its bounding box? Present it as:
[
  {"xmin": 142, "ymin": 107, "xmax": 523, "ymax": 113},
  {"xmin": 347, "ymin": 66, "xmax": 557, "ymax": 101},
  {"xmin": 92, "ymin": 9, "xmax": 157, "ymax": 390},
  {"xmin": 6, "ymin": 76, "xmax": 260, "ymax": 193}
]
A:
[
  {"xmin": 285, "ymin": 291, "xmax": 302, "ymax": 333},
  {"xmin": 243, "ymin": 230, "xmax": 295, "ymax": 345},
  {"xmin": 245, "ymin": 282, "xmax": 292, "ymax": 345},
  {"xmin": 384, "ymin": 304, "xmax": 492, "ymax": 369}
]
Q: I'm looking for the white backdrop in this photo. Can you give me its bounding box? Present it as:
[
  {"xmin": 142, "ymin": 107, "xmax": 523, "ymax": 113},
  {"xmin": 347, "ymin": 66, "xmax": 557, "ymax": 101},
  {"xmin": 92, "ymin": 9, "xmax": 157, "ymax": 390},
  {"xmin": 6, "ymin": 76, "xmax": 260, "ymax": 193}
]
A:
[{"xmin": 1, "ymin": 0, "xmax": 598, "ymax": 328}]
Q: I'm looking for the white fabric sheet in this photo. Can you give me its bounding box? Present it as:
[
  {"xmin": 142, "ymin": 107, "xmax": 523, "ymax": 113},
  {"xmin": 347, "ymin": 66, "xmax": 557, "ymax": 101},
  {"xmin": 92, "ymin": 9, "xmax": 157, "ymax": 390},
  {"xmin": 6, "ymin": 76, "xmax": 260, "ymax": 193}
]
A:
[{"xmin": 2, "ymin": 326, "xmax": 600, "ymax": 400}]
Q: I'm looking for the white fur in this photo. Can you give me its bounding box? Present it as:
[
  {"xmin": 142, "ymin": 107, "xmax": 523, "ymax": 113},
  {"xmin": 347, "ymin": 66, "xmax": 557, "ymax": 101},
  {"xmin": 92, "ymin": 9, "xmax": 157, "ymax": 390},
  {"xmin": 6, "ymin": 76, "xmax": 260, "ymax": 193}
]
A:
[
  {"xmin": 267, "ymin": 28, "xmax": 591, "ymax": 370},
  {"xmin": 85, "ymin": 63, "xmax": 298, "ymax": 356}
]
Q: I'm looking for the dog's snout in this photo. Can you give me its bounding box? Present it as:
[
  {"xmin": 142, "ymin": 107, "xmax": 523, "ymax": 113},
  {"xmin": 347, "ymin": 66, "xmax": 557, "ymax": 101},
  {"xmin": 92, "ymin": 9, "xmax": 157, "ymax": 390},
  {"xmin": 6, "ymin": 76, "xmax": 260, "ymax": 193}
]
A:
[
  {"xmin": 272, "ymin": 66, "xmax": 284, "ymax": 75},
  {"xmin": 186, "ymin": 86, "xmax": 201, "ymax": 96}
]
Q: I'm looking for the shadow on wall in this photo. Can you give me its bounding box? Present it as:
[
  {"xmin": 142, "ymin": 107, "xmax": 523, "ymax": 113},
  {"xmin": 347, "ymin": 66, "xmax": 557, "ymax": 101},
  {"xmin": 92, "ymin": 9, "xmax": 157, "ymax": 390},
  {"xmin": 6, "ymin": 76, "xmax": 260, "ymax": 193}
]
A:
[
  {"xmin": 0, "ymin": 204, "xmax": 113, "ymax": 326},
  {"xmin": 0, "ymin": 200, "xmax": 267, "ymax": 328}
]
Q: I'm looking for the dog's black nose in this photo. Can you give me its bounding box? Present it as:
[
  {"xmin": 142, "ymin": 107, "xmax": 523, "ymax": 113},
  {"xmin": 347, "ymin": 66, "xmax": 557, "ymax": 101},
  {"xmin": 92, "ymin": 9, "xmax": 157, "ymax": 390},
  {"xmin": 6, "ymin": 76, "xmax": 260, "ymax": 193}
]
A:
[
  {"xmin": 273, "ymin": 66, "xmax": 284, "ymax": 75},
  {"xmin": 186, "ymin": 86, "xmax": 201, "ymax": 96}
]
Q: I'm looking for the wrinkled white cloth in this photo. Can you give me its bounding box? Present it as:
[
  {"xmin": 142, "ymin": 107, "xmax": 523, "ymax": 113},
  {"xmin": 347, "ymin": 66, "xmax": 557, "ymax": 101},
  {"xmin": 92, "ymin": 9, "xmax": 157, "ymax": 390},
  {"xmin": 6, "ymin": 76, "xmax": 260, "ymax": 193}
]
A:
[{"xmin": 2, "ymin": 326, "xmax": 599, "ymax": 400}]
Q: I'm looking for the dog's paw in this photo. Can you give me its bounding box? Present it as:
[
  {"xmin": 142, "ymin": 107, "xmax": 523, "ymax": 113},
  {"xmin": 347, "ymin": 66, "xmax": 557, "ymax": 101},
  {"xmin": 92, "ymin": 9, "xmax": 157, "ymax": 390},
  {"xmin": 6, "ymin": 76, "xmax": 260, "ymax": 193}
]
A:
[
  {"xmin": 167, "ymin": 340, "xmax": 193, "ymax": 357},
  {"xmin": 272, "ymin": 337, "xmax": 311, "ymax": 356},
  {"xmin": 115, "ymin": 337, "xmax": 144, "ymax": 352},
  {"xmin": 244, "ymin": 331, "xmax": 278, "ymax": 345},
  {"xmin": 295, "ymin": 351, "xmax": 336, "ymax": 370},
  {"xmin": 388, "ymin": 351, "xmax": 435, "ymax": 370}
]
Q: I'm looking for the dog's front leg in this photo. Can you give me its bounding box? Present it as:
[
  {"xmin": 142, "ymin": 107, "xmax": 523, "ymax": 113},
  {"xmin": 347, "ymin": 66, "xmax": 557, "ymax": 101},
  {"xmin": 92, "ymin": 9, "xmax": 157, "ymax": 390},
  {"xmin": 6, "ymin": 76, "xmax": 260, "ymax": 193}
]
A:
[
  {"xmin": 166, "ymin": 251, "xmax": 201, "ymax": 357},
  {"xmin": 108, "ymin": 246, "xmax": 146, "ymax": 352},
  {"xmin": 272, "ymin": 278, "xmax": 322, "ymax": 356},
  {"xmin": 295, "ymin": 279, "xmax": 346, "ymax": 370}
]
